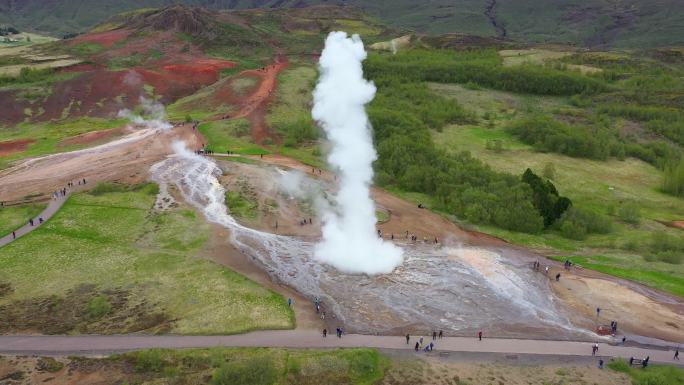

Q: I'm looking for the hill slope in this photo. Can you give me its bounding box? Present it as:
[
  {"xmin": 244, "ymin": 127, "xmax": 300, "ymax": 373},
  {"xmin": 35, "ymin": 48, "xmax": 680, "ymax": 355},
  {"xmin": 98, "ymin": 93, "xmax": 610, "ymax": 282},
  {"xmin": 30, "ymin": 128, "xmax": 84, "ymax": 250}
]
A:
[{"xmin": 1, "ymin": 0, "xmax": 683, "ymax": 48}]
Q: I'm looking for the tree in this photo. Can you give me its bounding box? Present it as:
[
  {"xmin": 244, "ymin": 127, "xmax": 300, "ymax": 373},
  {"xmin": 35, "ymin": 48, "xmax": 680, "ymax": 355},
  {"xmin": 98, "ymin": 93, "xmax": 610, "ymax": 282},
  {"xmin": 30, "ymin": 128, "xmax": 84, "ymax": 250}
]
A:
[{"xmin": 521, "ymin": 168, "xmax": 571, "ymax": 228}]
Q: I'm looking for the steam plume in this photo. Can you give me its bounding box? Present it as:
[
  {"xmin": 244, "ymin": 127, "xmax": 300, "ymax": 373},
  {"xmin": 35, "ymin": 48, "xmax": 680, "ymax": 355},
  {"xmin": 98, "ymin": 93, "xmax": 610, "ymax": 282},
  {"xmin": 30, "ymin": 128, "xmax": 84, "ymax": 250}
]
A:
[{"xmin": 312, "ymin": 31, "xmax": 403, "ymax": 275}]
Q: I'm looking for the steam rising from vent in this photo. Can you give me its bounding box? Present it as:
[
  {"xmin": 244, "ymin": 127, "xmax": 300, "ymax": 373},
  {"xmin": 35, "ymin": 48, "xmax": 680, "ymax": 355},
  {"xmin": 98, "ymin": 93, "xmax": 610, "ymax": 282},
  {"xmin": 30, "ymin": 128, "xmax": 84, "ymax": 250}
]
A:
[
  {"xmin": 117, "ymin": 97, "xmax": 171, "ymax": 129},
  {"xmin": 312, "ymin": 31, "xmax": 403, "ymax": 275}
]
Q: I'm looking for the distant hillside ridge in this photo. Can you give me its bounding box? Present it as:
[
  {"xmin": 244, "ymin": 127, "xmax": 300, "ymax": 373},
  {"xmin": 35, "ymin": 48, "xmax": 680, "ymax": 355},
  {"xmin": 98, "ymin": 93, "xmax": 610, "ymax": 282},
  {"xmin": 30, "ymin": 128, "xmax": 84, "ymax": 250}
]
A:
[{"xmin": 0, "ymin": 0, "xmax": 683, "ymax": 48}]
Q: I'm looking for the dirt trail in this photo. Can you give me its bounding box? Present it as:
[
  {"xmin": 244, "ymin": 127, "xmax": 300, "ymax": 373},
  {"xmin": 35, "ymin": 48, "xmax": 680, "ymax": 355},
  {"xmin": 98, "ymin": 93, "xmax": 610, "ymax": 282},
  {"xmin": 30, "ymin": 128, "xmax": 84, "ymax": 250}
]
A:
[
  {"xmin": 0, "ymin": 125, "xmax": 202, "ymax": 202},
  {"xmin": 213, "ymin": 55, "xmax": 288, "ymax": 144}
]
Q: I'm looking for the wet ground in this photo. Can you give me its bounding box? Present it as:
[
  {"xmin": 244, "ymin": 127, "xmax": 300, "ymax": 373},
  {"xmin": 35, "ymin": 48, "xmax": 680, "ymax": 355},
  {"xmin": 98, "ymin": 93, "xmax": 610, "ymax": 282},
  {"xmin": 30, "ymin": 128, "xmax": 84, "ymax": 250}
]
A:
[{"xmin": 151, "ymin": 148, "xmax": 594, "ymax": 340}]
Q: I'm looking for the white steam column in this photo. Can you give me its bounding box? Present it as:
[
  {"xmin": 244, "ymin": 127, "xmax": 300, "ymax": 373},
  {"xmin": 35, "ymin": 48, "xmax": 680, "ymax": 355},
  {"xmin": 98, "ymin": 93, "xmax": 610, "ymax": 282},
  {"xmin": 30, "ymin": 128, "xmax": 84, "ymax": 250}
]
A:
[{"xmin": 312, "ymin": 31, "xmax": 403, "ymax": 275}]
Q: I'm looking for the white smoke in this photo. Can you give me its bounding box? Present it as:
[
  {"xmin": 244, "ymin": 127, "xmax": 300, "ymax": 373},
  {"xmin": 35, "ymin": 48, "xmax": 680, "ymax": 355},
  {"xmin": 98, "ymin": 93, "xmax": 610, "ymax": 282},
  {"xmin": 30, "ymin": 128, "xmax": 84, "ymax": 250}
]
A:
[
  {"xmin": 117, "ymin": 96, "xmax": 171, "ymax": 129},
  {"xmin": 312, "ymin": 31, "xmax": 403, "ymax": 275}
]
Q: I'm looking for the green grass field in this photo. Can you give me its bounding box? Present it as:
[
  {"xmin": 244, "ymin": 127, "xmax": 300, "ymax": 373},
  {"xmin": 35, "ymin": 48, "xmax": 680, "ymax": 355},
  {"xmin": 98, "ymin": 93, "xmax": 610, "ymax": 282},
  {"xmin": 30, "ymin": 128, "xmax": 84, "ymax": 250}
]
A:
[
  {"xmin": 0, "ymin": 184, "xmax": 293, "ymax": 334},
  {"xmin": 0, "ymin": 202, "xmax": 46, "ymax": 235},
  {"xmin": 198, "ymin": 119, "xmax": 268, "ymax": 155},
  {"xmin": 608, "ymin": 358, "xmax": 684, "ymax": 385}
]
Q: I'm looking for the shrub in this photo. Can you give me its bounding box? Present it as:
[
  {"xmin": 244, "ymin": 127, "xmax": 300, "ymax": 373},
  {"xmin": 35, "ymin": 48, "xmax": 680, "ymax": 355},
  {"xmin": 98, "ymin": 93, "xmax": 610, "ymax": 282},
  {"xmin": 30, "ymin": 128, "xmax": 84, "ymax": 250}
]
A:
[
  {"xmin": 211, "ymin": 356, "xmax": 278, "ymax": 385},
  {"xmin": 560, "ymin": 220, "xmax": 587, "ymax": 240},
  {"xmin": 543, "ymin": 162, "xmax": 556, "ymax": 180},
  {"xmin": 86, "ymin": 295, "xmax": 111, "ymax": 318},
  {"xmin": 617, "ymin": 202, "xmax": 641, "ymax": 225},
  {"xmin": 662, "ymin": 156, "xmax": 684, "ymax": 197},
  {"xmin": 134, "ymin": 349, "xmax": 166, "ymax": 373}
]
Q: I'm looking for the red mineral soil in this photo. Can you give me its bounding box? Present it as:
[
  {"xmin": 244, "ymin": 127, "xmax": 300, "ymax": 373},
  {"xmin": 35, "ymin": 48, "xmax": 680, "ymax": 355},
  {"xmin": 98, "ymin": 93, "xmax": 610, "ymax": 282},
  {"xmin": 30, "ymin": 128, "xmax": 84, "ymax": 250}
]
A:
[
  {"xmin": 57, "ymin": 127, "xmax": 127, "ymax": 147},
  {"xmin": 0, "ymin": 139, "xmax": 35, "ymax": 157},
  {"xmin": 183, "ymin": 55, "xmax": 287, "ymax": 144},
  {"xmin": 69, "ymin": 29, "xmax": 131, "ymax": 48},
  {"xmin": 670, "ymin": 221, "xmax": 684, "ymax": 231}
]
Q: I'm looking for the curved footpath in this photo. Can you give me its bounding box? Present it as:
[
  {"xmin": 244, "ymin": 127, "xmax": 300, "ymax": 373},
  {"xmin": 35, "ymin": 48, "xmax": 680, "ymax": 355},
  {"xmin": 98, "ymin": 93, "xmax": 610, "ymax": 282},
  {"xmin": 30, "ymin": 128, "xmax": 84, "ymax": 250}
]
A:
[
  {"xmin": 0, "ymin": 331, "xmax": 681, "ymax": 364},
  {"xmin": 0, "ymin": 192, "xmax": 70, "ymax": 248}
]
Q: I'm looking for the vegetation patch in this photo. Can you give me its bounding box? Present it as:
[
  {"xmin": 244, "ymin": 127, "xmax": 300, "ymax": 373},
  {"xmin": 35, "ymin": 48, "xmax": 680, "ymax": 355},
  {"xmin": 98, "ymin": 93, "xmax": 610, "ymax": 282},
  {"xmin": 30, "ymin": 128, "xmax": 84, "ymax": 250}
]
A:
[
  {"xmin": 608, "ymin": 358, "xmax": 684, "ymax": 385},
  {"xmin": 0, "ymin": 202, "xmax": 46, "ymax": 235},
  {"xmin": 198, "ymin": 119, "xmax": 268, "ymax": 155},
  {"xmin": 0, "ymin": 185, "xmax": 293, "ymax": 334}
]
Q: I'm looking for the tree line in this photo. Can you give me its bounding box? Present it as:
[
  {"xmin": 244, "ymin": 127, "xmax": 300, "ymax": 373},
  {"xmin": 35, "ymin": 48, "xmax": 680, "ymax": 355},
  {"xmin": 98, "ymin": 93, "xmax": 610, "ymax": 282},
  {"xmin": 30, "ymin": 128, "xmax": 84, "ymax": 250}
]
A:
[{"xmin": 365, "ymin": 49, "xmax": 607, "ymax": 96}]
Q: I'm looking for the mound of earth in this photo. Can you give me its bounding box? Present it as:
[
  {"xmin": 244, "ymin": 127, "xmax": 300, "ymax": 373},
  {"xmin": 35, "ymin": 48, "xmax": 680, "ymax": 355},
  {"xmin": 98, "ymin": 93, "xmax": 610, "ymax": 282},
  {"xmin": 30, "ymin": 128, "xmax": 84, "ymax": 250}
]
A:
[{"xmin": 117, "ymin": 5, "xmax": 219, "ymax": 39}]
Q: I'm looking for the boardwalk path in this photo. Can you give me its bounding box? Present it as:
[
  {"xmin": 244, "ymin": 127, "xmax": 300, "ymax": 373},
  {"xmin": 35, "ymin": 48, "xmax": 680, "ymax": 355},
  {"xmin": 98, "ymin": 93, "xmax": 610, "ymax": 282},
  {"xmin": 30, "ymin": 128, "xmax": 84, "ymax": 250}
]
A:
[
  {"xmin": 0, "ymin": 331, "xmax": 681, "ymax": 363},
  {"xmin": 0, "ymin": 192, "xmax": 70, "ymax": 248}
]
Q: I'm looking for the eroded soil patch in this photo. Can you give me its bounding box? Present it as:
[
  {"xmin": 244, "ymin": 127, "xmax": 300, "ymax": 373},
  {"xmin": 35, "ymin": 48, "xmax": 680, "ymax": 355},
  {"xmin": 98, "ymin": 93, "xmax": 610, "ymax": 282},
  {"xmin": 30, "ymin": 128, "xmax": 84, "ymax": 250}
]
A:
[
  {"xmin": 0, "ymin": 284, "xmax": 171, "ymax": 335},
  {"xmin": 0, "ymin": 139, "xmax": 35, "ymax": 157}
]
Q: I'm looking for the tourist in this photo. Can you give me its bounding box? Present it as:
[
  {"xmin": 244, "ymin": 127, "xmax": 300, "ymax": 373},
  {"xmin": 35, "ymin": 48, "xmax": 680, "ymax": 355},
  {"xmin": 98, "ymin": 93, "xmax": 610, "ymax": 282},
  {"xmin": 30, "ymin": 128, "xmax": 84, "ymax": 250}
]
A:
[
  {"xmin": 545, "ymin": 266, "xmax": 549, "ymax": 275},
  {"xmin": 29, "ymin": 219, "xmax": 33, "ymax": 227},
  {"xmin": 321, "ymin": 311, "xmax": 325, "ymax": 320},
  {"xmin": 419, "ymin": 336, "xmax": 423, "ymax": 346},
  {"xmin": 592, "ymin": 343, "xmax": 599, "ymax": 356},
  {"xmin": 675, "ymin": 349, "xmax": 679, "ymax": 360},
  {"xmin": 598, "ymin": 359, "xmax": 604, "ymax": 369},
  {"xmin": 429, "ymin": 342, "xmax": 434, "ymax": 351},
  {"xmin": 288, "ymin": 298, "xmax": 292, "ymax": 307},
  {"xmin": 643, "ymin": 356, "xmax": 649, "ymax": 368},
  {"xmin": 12, "ymin": 231, "xmax": 16, "ymax": 239},
  {"xmin": 432, "ymin": 331, "xmax": 437, "ymax": 340},
  {"xmin": 478, "ymin": 331, "xmax": 482, "ymax": 341},
  {"xmin": 406, "ymin": 334, "xmax": 410, "ymax": 344},
  {"xmin": 555, "ymin": 273, "xmax": 561, "ymax": 282},
  {"xmin": 622, "ymin": 336, "xmax": 626, "ymax": 345},
  {"xmin": 323, "ymin": 328, "xmax": 327, "ymax": 338},
  {"xmin": 39, "ymin": 217, "xmax": 43, "ymax": 224},
  {"xmin": 596, "ymin": 307, "xmax": 601, "ymax": 318},
  {"xmin": 414, "ymin": 342, "xmax": 419, "ymax": 351},
  {"xmin": 439, "ymin": 330, "xmax": 443, "ymax": 339}
]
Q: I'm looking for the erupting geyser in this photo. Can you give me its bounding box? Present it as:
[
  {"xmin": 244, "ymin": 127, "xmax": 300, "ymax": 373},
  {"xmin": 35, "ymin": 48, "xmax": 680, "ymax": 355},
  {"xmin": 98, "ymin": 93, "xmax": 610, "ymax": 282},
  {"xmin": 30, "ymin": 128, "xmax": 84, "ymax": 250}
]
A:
[{"xmin": 312, "ymin": 31, "xmax": 403, "ymax": 275}]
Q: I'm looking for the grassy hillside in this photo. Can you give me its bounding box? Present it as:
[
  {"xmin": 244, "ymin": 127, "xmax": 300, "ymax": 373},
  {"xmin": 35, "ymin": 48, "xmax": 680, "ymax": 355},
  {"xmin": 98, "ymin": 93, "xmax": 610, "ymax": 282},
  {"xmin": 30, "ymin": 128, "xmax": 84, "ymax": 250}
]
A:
[{"xmin": 2, "ymin": 0, "xmax": 683, "ymax": 48}]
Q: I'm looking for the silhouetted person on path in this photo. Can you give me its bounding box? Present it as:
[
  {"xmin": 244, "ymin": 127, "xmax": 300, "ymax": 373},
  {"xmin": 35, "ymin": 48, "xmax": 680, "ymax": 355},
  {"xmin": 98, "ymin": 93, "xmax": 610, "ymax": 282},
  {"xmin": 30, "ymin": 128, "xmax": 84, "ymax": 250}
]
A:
[
  {"xmin": 288, "ymin": 298, "xmax": 292, "ymax": 307},
  {"xmin": 406, "ymin": 334, "xmax": 410, "ymax": 344},
  {"xmin": 414, "ymin": 342, "xmax": 419, "ymax": 351},
  {"xmin": 12, "ymin": 231, "xmax": 16, "ymax": 239},
  {"xmin": 478, "ymin": 331, "xmax": 482, "ymax": 341},
  {"xmin": 596, "ymin": 307, "xmax": 601, "ymax": 318},
  {"xmin": 598, "ymin": 359, "xmax": 604, "ymax": 369},
  {"xmin": 439, "ymin": 330, "xmax": 443, "ymax": 339},
  {"xmin": 555, "ymin": 273, "xmax": 561, "ymax": 282},
  {"xmin": 323, "ymin": 329, "xmax": 327, "ymax": 338},
  {"xmin": 643, "ymin": 356, "xmax": 649, "ymax": 368},
  {"xmin": 432, "ymin": 331, "xmax": 437, "ymax": 340},
  {"xmin": 622, "ymin": 336, "xmax": 626, "ymax": 345},
  {"xmin": 675, "ymin": 349, "xmax": 679, "ymax": 360},
  {"xmin": 29, "ymin": 219, "xmax": 33, "ymax": 226}
]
